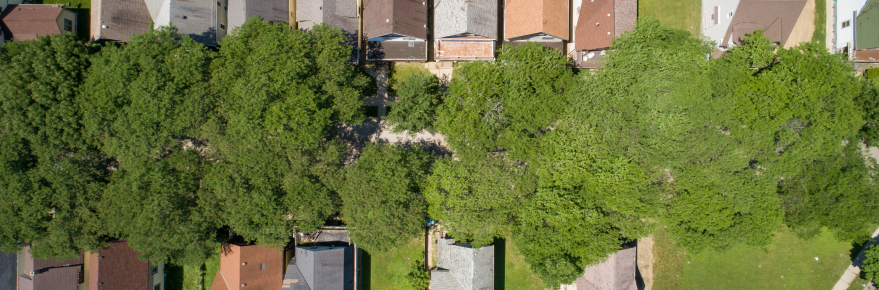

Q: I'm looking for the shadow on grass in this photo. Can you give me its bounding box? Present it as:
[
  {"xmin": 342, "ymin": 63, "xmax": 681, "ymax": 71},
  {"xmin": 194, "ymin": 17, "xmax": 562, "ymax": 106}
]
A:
[
  {"xmin": 361, "ymin": 250, "xmax": 372, "ymax": 290},
  {"xmin": 494, "ymin": 238, "xmax": 505, "ymax": 290},
  {"xmin": 164, "ymin": 264, "xmax": 185, "ymax": 290}
]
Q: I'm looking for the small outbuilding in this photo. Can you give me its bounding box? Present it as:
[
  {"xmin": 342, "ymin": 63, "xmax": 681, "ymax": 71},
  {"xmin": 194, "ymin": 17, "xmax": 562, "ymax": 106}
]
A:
[{"xmin": 431, "ymin": 238, "xmax": 494, "ymax": 290}]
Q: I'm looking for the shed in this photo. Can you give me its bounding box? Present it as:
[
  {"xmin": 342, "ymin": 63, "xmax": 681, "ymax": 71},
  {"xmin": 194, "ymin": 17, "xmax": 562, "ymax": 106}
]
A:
[
  {"xmin": 363, "ymin": 0, "xmax": 428, "ymax": 61},
  {"xmin": 431, "ymin": 239, "xmax": 494, "ymax": 290},
  {"xmin": 433, "ymin": 0, "xmax": 497, "ymax": 60}
]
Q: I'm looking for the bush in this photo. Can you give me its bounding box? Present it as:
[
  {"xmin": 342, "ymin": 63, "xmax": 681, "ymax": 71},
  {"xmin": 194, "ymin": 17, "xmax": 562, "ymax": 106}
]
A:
[
  {"xmin": 384, "ymin": 73, "xmax": 442, "ymax": 134},
  {"xmin": 864, "ymin": 244, "xmax": 879, "ymax": 282},
  {"xmin": 388, "ymin": 63, "xmax": 433, "ymax": 96},
  {"xmin": 866, "ymin": 68, "xmax": 879, "ymax": 80},
  {"xmin": 406, "ymin": 259, "xmax": 430, "ymax": 289}
]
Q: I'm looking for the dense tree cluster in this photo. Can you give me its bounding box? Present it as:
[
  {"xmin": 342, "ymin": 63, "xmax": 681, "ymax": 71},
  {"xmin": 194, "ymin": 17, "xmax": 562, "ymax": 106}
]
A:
[{"xmin": 1, "ymin": 16, "xmax": 878, "ymax": 288}]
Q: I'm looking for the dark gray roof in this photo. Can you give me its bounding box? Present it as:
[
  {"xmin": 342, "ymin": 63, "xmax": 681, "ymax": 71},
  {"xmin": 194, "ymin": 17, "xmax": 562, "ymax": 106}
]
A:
[
  {"xmin": 297, "ymin": 0, "xmax": 359, "ymax": 46},
  {"xmin": 434, "ymin": 239, "xmax": 493, "ymax": 290},
  {"xmin": 0, "ymin": 251, "xmax": 15, "ymax": 290},
  {"xmin": 169, "ymin": 0, "xmax": 218, "ymax": 45},
  {"xmin": 433, "ymin": 0, "xmax": 497, "ymax": 39},
  {"xmin": 228, "ymin": 0, "xmax": 288, "ymax": 31},
  {"xmin": 366, "ymin": 40, "xmax": 427, "ymax": 61},
  {"xmin": 431, "ymin": 269, "xmax": 465, "ymax": 290},
  {"xmin": 293, "ymin": 246, "xmax": 354, "ymax": 290},
  {"xmin": 282, "ymin": 258, "xmax": 312, "ymax": 290},
  {"xmin": 92, "ymin": 0, "xmax": 152, "ymax": 42}
]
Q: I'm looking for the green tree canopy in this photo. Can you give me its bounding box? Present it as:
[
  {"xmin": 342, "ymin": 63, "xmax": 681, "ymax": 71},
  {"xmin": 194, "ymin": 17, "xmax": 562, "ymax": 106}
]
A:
[
  {"xmin": 436, "ymin": 43, "xmax": 573, "ymax": 162},
  {"xmin": 384, "ymin": 72, "xmax": 442, "ymax": 135},
  {"xmin": 0, "ymin": 34, "xmax": 95, "ymax": 156},
  {"xmin": 80, "ymin": 27, "xmax": 214, "ymax": 164},
  {"xmin": 424, "ymin": 156, "xmax": 534, "ymax": 247},
  {"xmin": 340, "ymin": 144, "xmax": 432, "ymax": 253}
]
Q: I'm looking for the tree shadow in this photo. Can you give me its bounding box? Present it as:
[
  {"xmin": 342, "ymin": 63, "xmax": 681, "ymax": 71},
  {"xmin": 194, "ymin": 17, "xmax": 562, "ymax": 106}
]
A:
[
  {"xmin": 494, "ymin": 238, "xmax": 505, "ymax": 290},
  {"xmin": 163, "ymin": 264, "xmax": 184, "ymax": 290},
  {"xmin": 360, "ymin": 249, "xmax": 372, "ymax": 290}
]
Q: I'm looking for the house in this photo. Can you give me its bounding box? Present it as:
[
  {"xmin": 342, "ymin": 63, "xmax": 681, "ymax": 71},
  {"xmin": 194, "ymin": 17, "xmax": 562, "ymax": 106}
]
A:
[
  {"xmin": 17, "ymin": 246, "xmax": 84, "ymax": 290},
  {"xmin": 88, "ymin": 241, "xmax": 166, "ymax": 290},
  {"xmin": 363, "ymin": 0, "xmax": 428, "ymax": 62},
  {"xmin": 1, "ymin": 251, "xmax": 16, "ymax": 290},
  {"xmin": 91, "ymin": 0, "xmax": 228, "ymax": 45},
  {"xmin": 228, "ymin": 0, "xmax": 288, "ymax": 31},
  {"xmin": 834, "ymin": 0, "xmax": 869, "ymax": 52},
  {"xmin": 503, "ymin": 0, "xmax": 568, "ymax": 52},
  {"xmin": 297, "ymin": 0, "xmax": 360, "ymax": 63},
  {"xmin": 851, "ymin": 0, "xmax": 879, "ymax": 62},
  {"xmin": 431, "ymin": 238, "xmax": 493, "ymax": 290},
  {"xmin": 559, "ymin": 247, "xmax": 637, "ymax": 290},
  {"xmin": 571, "ymin": 0, "xmax": 636, "ymax": 68},
  {"xmin": 209, "ymin": 244, "xmax": 284, "ymax": 290},
  {"xmin": 282, "ymin": 244, "xmax": 355, "ymax": 290},
  {"xmin": 0, "ymin": 0, "xmax": 20, "ymax": 43},
  {"xmin": 433, "ymin": 0, "xmax": 497, "ymax": 61},
  {"xmin": 0, "ymin": 4, "xmax": 77, "ymax": 41},
  {"xmin": 717, "ymin": 0, "xmax": 810, "ymax": 49},
  {"xmin": 701, "ymin": 0, "xmax": 741, "ymax": 47}
]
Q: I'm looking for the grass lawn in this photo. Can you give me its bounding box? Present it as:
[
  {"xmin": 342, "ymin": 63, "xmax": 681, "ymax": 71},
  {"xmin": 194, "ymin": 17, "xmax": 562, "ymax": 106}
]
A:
[
  {"xmin": 166, "ymin": 245, "xmax": 221, "ymax": 290},
  {"xmin": 812, "ymin": 0, "xmax": 827, "ymax": 45},
  {"xmin": 34, "ymin": 0, "xmax": 90, "ymax": 39},
  {"xmin": 363, "ymin": 236, "xmax": 424, "ymax": 290},
  {"xmin": 502, "ymin": 237, "xmax": 548, "ymax": 290},
  {"xmin": 638, "ymin": 0, "xmax": 701, "ymax": 36},
  {"xmin": 654, "ymin": 226, "xmax": 858, "ymax": 290}
]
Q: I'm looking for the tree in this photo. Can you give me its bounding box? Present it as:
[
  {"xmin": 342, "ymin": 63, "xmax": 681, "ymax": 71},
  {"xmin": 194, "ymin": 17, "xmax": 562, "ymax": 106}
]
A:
[
  {"xmin": 864, "ymin": 244, "xmax": 879, "ymax": 283},
  {"xmin": 340, "ymin": 144, "xmax": 432, "ymax": 253},
  {"xmin": 0, "ymin": 34, "xmax": 95, "ymax": 156},
  {"xmin": 0, "ymin": 134, "xmax": 109, "ymax": 258},
  {"xmin": 80, "ymin": 27, "xmax": 214, "ymax": 164},
  {"xmin": 384, "ymin": 72, "xmax": 442, "ymax": 135},
  {"xmin": 201, "ymin": 19, "xmax": 369, "ymax": 245},
  {"xmin": 856, "ymin": 80, "xmax": 879, "ymax": 147},
  {"xmin": 100, "ymin": 149, "xmax": 217, "ymax": 266},
  {"xmin": 424, "ymin": 156, "xmax": 534, "ymax": 247},
  {"xmin": 436, "ymin": 43, "xmax": 573, "ymax": 163}
]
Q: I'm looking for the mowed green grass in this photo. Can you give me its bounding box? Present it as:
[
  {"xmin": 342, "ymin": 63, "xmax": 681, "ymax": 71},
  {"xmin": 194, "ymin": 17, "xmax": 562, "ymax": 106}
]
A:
[
  {"xmin": 654, "ymin": 227, "xmax": 857, "ymax": 290},
  {"xmin": 503, "ymin": 237, "xmax": 548, "ymax": 290},
  {"xmin": 34, "ymin": 0, "xmax": 90, "ymax": 39},
  {"xmin": 364, "ymin": 236, "xmax": 424, "ymax": 290},
  {"xmin": 166, "ymin": 245, "xmax": 221, "ymax": 290},
  {"xmin": 813, "ymin": 0, "xmax": 827, "ymax": 45},
  {"xmin": 638, "ymin": 0, "xmax": 702, "ymax": 36}
]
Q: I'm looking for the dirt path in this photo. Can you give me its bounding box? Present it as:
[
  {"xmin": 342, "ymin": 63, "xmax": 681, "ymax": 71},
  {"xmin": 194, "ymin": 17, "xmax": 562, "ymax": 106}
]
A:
[{"xmin": 638, "ymin": 237, "xmax": 655, "ymax": 290}]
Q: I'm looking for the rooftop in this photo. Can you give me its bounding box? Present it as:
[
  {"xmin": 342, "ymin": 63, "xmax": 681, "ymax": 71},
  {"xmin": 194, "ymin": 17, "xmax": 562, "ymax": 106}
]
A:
[
  {"xmin": 363, "ymin": 0, "xmax": 428, "ymax": 39},
  {"xmin": 0, "ymin": 4, "xmax": 66, "ymax": 40},
  {"xmin": 856, "ymin": 0, "xmax": 879, "ymax": 49},
  {"xmin": 504, "ymin": 0, "xmax": 568, "ymax": 40},
  {"xmin": 434, "ymin": 0, "xmax": 497, "ymax": 39}
]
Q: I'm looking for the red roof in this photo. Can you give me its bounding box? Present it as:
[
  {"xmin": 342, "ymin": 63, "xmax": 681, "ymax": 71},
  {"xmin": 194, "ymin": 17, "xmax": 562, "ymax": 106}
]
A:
[
  {"xmin": 575, "ymin": 0, "xmax": 637, "ymax": 51},
  {"xmin": 0, "ymin": 4, "xmax": 65, "ymax": 40}
]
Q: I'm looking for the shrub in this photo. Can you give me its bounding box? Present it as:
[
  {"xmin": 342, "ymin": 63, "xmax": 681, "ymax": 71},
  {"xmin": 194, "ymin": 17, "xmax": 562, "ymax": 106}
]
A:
[
  {"xmin": 866, "ymin": 68, "xmax": 879, "ymax": 80},
  {"xmin": 864, "ymin": 244, "xmax": 879, "ymax": 282}
]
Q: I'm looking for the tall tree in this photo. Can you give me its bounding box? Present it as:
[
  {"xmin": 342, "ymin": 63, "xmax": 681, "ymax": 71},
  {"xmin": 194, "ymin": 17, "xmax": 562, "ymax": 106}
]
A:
[
  {"xmin": 384, "ymin": 72, "xmax": 442, "ymax": 135},
  {"xmin": 424, "ymin": 156, "xmax": 534, "ymax": 247},
  {"xmin": 201, "ymin": 19, "xmax": 367, "ymax": 244},
  {"xmin": 0, "ymin": 34, "xmax": 95, "ymax": 156},
  {"xmin": 80, "ymin": 27, "xmax": 214, "ymax": 164},
  {"xmin": 436, "ymin": 43, "xmax": 573, "ymax": 163},
  {"xmin": 340, "ymin": 144, "xmax": 432, "ymax": 253}
]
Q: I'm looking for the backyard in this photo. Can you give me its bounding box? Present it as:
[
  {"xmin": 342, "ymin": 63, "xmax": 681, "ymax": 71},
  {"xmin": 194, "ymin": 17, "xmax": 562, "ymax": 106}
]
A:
[
  {"xmin": 653, "ymin": 226, "xmax": 866, "ymax": 290},
  {"xmin": 363, "ymin": 236, "xmax": 424, "ymax": 290},
  {"xmin": 638, "ymin": 0, "xmax": 701, "ymax": 36},
  {"xmin": 502, "ymin": 237, "xmax": 548, "ymax": 290},
  {"xmin": 164, "ymin": 245, "xmax": 222, "ymax": 290}
]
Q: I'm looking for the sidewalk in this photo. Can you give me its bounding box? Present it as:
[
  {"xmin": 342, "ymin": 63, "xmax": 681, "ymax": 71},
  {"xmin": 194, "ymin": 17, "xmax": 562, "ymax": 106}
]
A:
[{"xmin": 831, "ymin": 227, "xmax": 879, "ymax": 290}]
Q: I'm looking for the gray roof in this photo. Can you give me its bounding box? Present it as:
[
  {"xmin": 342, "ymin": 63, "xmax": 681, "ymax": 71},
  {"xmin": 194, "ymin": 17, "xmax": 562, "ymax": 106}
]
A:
[
  {"xmin": 282, "ymin": 258, "xmax": 312, "ymax": 290},
  {"xmin": 0, "ymin": 251, "xmax": 15, "ymax": 290},
  {"xmin": 297, "ymin": 0, "xmax": 359, "ymax": 46},
  {"xmin": 92, "ymin": 0, "xmax": 152, "ymax": 42},
  {"xmin": 168, "ymin": 0, "xmax": 218, "ymax": 45},
  {"xmin": 292, "ymin": 245, "xmax": 354, "ymax": 290},
  {"xmin": 571, "ymin": 247, "xmax": 637, "ymax": 290},
  {"xmin": 434, "ymin": 239, "xmax": 494, "ymax": 290},
  {"xmin": 228, "ymin": 0, "xmax": 287, "ymax": 31},
  {"xmin": 431, "ymin": 269, "xmax": 465, "ymax": 290},
  {"xmin": 366, "ymin": 40, "xmax": 427, "ymax": 60},
  {"xmin": 434, "ymin": 0, "xmax": 497, "ymax": 39}
]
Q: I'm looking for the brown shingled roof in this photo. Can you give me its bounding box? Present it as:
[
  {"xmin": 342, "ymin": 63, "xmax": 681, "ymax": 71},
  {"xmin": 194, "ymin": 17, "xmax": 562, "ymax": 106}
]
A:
[
  {"xmin": 721, "ymin": 0, "xmax": 807, "ymax": 47},
  {"xmin": 210, "ymin": 244, "xmax": 283, "ymax": 290},
  {"xmin": 91, "ymin": 241, "xmax": 150, "ymax": 290},
  {"xmin": 363, "ymin": 0, "xmax": 428, "ymax": 39},
  {"xmin": 574, "ymin": 0, "xmax": 637, "ymax": 51},
  {"xmin": 0, "ymin": 4, "xmax": 64, "ymax": 40},
  {"xmin": 33, "ymin": 266, "xmax": 81, "ymax": 290},
  {"xmin": 504, "ymin": 0, "xmax": 569, "ymax": 40}
]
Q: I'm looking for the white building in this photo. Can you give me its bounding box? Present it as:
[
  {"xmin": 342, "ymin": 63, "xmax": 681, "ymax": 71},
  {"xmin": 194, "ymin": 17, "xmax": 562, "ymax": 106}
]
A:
[
  {"xmin": 834, "ymin": 0, "xmax": 869, "ymax": 52},
  {"xmin": 702, "ymin": 0, "xmax": 741, "ymax": 48}
]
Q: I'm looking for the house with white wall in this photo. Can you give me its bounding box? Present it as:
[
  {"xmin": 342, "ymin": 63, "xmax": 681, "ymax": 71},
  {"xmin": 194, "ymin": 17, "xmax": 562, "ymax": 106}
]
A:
[
  {"xmin": 701, "ymin": 0, "xmax": 741, "ymax": 48},
  {"xmin": 835, "ymin": 0, "xmax": 869, "ymax": 52}
]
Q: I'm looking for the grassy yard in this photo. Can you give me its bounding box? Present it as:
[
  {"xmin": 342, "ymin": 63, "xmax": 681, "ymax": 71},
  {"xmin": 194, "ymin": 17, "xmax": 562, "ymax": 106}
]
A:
[
  {"xmin": 363, "ymin": 236, "xmax": 424, "ymax": 290},
  {"xmin": 502, "ymin": 237, "xmax": 548, "ymax": 290},
  {"xmin": 654, "ymin": 226, "xmax": 859, "ymax": 290},
  {"xmin": 35, "ymin": 0, "xmax": 90, "ymax": 39},
  {"xmin": 813, "ymin": 0, "xmax": 827, "ymax": 45},
  {"xmin": 165, "ymin": 245, "xmax": 221, "ymax": 290},
  {"xmin": 638, "ymin": 0, "xmax": 701, "ymax": 36}
]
